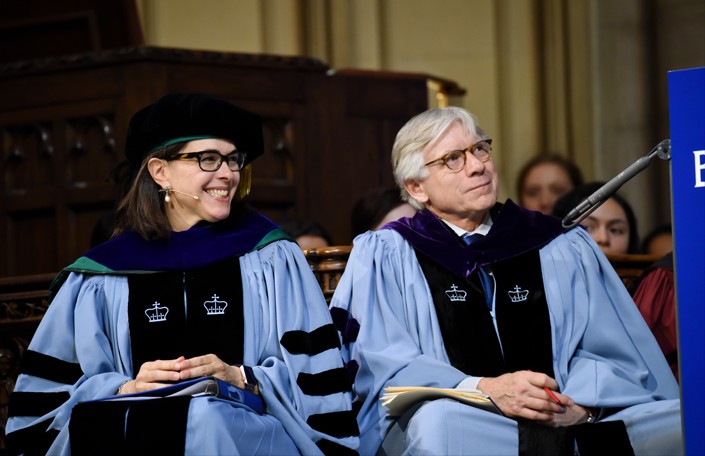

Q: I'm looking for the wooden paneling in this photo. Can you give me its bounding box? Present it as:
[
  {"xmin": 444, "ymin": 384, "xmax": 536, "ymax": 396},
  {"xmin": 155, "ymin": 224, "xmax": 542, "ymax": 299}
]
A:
[
  {"xmin": 0, "ymin": 0, "xmax": 143, "ymax": 63},
  {"xmin": 0, "ymin": 46, "xmax": 441, "ymax": 275}
]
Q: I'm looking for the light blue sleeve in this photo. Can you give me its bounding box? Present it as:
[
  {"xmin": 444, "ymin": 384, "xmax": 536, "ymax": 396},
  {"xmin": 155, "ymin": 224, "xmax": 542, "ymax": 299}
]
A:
[
  {"xmin": 10, "ymin": 243, "xmax": 360, "ymax": 455},
  {"xmin": 330, "ymin": 230, "xmax": 470, "ymax": 455},
  {"xmin": 240, "ymin": 239, "xmax": 358, "ymax": 454},
  {"xmin": 6, "ymin": 273, "xmax": 132, "ymax": 455},
  {"xmin": 541, "ymin": 228, "xmax": 680, "ymax": 407}
]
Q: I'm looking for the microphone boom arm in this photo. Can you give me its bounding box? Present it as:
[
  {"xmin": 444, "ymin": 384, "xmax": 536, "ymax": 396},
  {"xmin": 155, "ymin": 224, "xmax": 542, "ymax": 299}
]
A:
[{"xmin": 562, "ymin": 139, "xmax": 672, "ymax": 229}]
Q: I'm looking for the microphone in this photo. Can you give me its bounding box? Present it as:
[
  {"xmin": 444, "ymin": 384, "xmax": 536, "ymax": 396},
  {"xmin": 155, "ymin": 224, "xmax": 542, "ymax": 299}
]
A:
[
  {"xmin": 562, "ymin": 139, "xmax": 671, "ymax": 229},
  {"xmin": 170, "ymin": 189, "xmax": 200, "ymax": 200},
  {"xmin": 161, "ymin": 186, "xmax": 200, "ymax": 203}
]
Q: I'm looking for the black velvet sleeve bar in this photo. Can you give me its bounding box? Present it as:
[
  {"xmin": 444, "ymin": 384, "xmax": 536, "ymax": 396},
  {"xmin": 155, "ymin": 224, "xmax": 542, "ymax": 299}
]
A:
[
  {"xmin": 18, "ymin": 350, "xmax": 83, "ymax": 385},
  {"xmin": 280, "ymin": 323, "xmax": 341, "ymax": 355}
]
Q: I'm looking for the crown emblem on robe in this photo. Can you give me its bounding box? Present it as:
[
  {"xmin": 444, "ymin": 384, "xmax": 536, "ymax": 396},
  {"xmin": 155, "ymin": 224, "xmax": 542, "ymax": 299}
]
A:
[
  {"xmin": 445, "ymin": 284, "xmax": 467, "ymax": 302},
  {"xmin": 204, "ymin": 294, "xmax": 228, "ymax": 315},
  {"xmin": 145, "ymin": 301, "xmax": 169, "ymax": 322},
  {"xmin": 508, "ymin": 285, "xmax": 529, "ymax": 303}
]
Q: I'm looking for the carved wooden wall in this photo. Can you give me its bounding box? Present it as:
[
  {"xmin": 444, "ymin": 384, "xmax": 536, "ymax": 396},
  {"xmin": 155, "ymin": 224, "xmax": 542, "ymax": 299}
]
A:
[{"xmin": 0, "ymin": 46, "xmax": 436, "ymax": 276}]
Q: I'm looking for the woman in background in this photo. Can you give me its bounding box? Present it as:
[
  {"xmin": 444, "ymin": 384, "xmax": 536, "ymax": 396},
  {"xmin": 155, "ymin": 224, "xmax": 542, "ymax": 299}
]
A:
[
  {"xmin": 553, "ymin": 182, "xmax": 640, "ymax": 255},
  {"xmin": 517, "ymin": 154, "xmax": 584, "ymax": 215}
]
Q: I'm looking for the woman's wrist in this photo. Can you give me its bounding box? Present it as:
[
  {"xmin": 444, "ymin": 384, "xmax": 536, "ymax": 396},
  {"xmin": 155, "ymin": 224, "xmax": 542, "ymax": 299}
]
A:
[{"xmin": 238, "ymin": 364, "xmax": 260, "ymax": 395}]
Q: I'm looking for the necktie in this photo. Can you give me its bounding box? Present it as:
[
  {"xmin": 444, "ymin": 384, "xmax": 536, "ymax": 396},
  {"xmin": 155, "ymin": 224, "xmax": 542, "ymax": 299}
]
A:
[{"xmin": 464, "ymin": 233, "xmax": 494, "ymax": 309}]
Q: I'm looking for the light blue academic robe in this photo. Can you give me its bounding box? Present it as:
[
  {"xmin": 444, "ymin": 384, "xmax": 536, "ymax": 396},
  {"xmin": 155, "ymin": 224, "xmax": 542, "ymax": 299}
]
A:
[
  {"xmin": 331, "ymin": 227, "xmax": 682, "ymax": 455},
  {"xmin": 7, "ymin": 240, "xmax": 358, "ymax": 455}
]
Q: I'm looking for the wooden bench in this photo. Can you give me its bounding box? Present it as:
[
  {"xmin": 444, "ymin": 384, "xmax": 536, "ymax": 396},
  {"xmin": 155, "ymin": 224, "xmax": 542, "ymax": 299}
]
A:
[{"xmin": 0, "ymin": 250, "xmax": 658, "ymax": 449}]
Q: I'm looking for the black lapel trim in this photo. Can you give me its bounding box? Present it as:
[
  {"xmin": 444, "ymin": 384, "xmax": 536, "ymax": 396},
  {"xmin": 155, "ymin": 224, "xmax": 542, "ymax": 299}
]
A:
[
  {"xmin": 4, "ymin": 417, "xmax": 59, "ymax": 456},
  {"xmin": 128, "ymin": 258, "xmax": 245, "ymax": 370},
  {"xmin": 297, "ymin": 367, "xmax": 351, "ymax": 396},
  {"xmin": 70, "ymin": 396, "xmax": 192, "ymax": 455},
  {"xmin": 8, "ymin": 391, "xmax": 70, "ymax": 418},
  {"xmin": 18, "ymin": 350, "xmax": 83, "ymax": 385},
  {"xmin": 280, "ymin": 324, "xmax": 341, "ymax": 356},
  {"xmin": 493, "ymin": 250, "xmax": 555, "ymax": 377},
  {"xmin": 128, "ymin": 272, "xmax": 186, "ymax": 370},
  {"xmin": 415, "ymin": 250, "xmax": 506, "ymax": 377},
  {"xmin": 574, "ymin": 421, "xmax": 635, "ymax": 455},
  {"xmin": 518, "ymin": 420, "xmax": 575, "ymax": 456},
  {"xmin": 317, "ymin": 439, "xmax": 359, "ymax": 456},
  {"xmin": 183, "ymin": 258, "xmax": 244, "ymax": 364},
  {"xmin": 307, "ymin": 410, "xmax": 360, "ymax": 438}
]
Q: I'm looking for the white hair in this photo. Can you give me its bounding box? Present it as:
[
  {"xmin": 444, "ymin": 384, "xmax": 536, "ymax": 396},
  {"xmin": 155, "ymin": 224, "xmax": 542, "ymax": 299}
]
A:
[{"xmin": 392, "ymin": 107, "xmax": 488, "ymax": 210}]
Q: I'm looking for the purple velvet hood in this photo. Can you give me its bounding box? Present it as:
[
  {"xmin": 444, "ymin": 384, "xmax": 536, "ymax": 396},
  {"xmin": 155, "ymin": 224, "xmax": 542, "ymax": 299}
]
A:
[{"xmin": 386, "ymin": 199, "xmax": 566, "ymax": 278}]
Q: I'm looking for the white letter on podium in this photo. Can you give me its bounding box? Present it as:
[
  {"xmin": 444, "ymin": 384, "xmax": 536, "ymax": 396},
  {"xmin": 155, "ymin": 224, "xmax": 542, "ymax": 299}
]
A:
[{"xmin": 695, "ymin": 151, "xmax": 705, "ymax": 188}]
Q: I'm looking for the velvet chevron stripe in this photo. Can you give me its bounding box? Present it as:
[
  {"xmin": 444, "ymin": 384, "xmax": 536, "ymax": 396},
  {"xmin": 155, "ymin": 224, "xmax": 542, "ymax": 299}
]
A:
[
  {"xmin": 307, "ymin": 410, "xmax": 359, "ymax": 438},
  {"xmin": 297, "ymin": 367, "xmax": 351, "ymax": 396},
  {"xmin": 18, "ymin": 350, "xmax": 83, "ymax": 384},
  {"xmin": 330, "ymin": 307, "xmax": 348, "ymax": 332},
  {"xmin": 8, "ymin": 391, "xmax": 70, "ymax": 418},
  {"xmin": 329, "ymin": 307, "xmax": 359, "ymax": 344},
  {"xmin": 280, "ymin": 323, "xmax": 340, "ymax": 355}
]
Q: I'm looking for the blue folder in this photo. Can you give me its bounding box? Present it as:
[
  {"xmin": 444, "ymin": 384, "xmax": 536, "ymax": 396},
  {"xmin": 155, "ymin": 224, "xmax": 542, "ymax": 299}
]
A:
[{"xmin": 96, "ymin": 376, "xmax": 265, "ymax": 414}]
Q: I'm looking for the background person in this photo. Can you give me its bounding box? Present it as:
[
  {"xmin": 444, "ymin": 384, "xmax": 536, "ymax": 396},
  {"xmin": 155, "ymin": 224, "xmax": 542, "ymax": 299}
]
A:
[
  {"xmin": 350, "ymin": 186, "xmax": 417, "ymax": 239},
  {"xmin": 279, "ymin": 217, "xmax": 333, "ymax": 249},
  {"xmin": 553, "ymin": 182, "xmax": 640, "ymax": 255},
  {"xmin": 6, "ymin": 93, "xmax": 358, "ymax": 455},
  {"xmin": 516, "ymin": 154, "xmax": 584, "ymax": 215},
  {"xmin": 330, "ymin": 107, "xmax": 681, "ymax": 456},
  {"xmin": 641, "ymin": 224, "xmax": 673, "ymax": 257}
]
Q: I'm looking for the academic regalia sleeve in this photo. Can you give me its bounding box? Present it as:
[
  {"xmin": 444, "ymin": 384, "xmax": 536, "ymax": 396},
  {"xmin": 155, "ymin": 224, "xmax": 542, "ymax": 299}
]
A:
[
  {"xmin": 5, "ymin": 273, "xmax": 132, "ymax": 455},
  {"xmin": 330, "ymin": 230, "xmax": 470, "ymax": 456},
  {"xmin": 240, "ymin": 239, "xmax": 359, "ymax": 455},
  {"xmin": 539, "ymin": 228, "xmax": 679, "ymax": 409}
]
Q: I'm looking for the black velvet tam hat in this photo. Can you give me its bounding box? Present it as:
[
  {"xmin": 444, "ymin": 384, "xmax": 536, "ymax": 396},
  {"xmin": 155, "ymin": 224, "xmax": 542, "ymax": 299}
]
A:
[{"xmin": 124, "ymin": 93, "xmax": 264, "ymax": 169}]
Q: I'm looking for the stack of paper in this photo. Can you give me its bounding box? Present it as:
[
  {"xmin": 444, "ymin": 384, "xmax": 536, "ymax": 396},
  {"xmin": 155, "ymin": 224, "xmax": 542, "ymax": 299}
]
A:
[{"xmin": 380, "ymin": 386, "xmax": 501, "ymax": 416}]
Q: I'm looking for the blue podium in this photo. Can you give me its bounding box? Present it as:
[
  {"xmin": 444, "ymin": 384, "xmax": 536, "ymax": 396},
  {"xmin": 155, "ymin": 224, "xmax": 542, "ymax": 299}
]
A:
[{"xmin": 668, "ymin": 66, "xmax": 705, "ymax": 456}]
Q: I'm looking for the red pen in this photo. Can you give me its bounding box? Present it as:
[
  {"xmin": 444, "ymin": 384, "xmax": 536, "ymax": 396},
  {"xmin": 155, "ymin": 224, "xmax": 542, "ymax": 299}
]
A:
[
  {"xmin": 543, "ymin": 387, "xmax": 562, "ymax": 405},
  {"xmin": 528, "ymin": 370, "xmax": 562, "ymax": 405}
]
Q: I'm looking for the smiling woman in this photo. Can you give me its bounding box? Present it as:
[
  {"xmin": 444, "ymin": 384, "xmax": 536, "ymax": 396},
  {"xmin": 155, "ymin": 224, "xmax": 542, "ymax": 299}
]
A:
[
  {"xmin": 5, "ymin": 93, "xmax": 358, "ymax": 455},
  {"xmin": 146, "ymin": 138, "xmax": 244, "ymax": 231}
]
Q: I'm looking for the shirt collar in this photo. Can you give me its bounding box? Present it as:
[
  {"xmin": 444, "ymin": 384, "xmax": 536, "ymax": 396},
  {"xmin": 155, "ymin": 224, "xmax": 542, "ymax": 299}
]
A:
[{"xmin": 441, "ymin": 212, "xmax": 493, "ymax": 238}]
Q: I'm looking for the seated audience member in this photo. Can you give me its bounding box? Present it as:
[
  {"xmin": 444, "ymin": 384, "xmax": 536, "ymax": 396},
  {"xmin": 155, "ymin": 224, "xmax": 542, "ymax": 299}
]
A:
[
  {"xmin": 517, "ymin": 154, "xmax": 584, "ymax": 215},
  {"xmin": 553, "ymin": 182, "xmax": 640, "ymax": 255},
  {"xmin": 279, "ymin": 217, "xmax": 333, "ymax": 249},
  {"xmin": 6, "ymin": 93, "xmax": 358, "ymax": 455},
  {"xmin": 350, "ymin": 186, "xmax": 417, "ymax": 238},
  {"xmin": 633, "ymin": 252, "xmax": 678, "ymax": 380},
  {"xmin": 641, "ymin": 224, "xmax": 673, "ymax": 257},
  {"xmin": 330, "ymin": 106, "xmax": 682, "ymax": 456}
]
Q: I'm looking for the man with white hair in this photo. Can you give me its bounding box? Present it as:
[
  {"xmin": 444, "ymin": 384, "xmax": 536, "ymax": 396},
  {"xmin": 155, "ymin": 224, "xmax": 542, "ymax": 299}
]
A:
[{"xmin": 330, "ymin": 107, "xmax": 682, "ymax": 455}]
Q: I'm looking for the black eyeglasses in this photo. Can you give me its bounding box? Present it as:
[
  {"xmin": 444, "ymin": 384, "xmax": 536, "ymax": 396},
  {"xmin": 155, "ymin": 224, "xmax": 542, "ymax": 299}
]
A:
[
  {"xmin": 424, "ymin": 139, "xmax": 493, "ymax": 172},
  {"xmin": 173, "ymin": 150, "xmax": 246, "ymax": 172}
]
